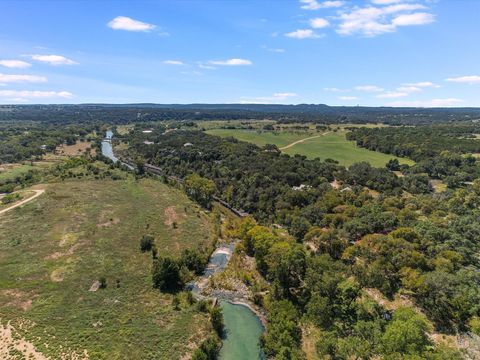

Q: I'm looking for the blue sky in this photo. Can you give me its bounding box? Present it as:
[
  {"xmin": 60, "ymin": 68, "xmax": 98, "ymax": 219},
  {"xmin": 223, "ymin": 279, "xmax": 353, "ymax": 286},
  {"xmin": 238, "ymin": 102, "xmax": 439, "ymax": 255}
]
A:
[{"xmin": 0, "ymin": 0, "xmax": 479, "ymax": 106}]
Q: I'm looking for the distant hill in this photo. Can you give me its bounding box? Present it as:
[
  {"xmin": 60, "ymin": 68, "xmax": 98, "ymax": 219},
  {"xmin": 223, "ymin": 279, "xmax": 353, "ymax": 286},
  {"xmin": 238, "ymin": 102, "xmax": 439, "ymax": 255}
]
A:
[{"xmin": 1, "ymin": 103, "xmax": 480, "ymax": 125}]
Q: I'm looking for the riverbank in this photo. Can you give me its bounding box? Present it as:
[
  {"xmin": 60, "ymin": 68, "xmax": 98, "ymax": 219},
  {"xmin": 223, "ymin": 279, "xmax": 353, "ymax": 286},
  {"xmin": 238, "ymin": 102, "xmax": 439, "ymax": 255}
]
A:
[{"xmin": 102, "ymin": 130, "xmax": 267, "ymax": 359}]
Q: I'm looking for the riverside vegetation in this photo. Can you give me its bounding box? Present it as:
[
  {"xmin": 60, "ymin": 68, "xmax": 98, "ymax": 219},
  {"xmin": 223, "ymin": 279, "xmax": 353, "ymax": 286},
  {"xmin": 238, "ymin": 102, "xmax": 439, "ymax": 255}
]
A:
[{"xmin": 2, "ymin": 112, "xmax": 480, "ymax": 359}]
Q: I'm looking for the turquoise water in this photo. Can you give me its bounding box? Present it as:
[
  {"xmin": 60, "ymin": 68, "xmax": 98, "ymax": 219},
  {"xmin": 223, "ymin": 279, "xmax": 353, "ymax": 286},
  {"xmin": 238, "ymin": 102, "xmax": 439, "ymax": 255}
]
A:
[{"xmin": 219, "ymin": 301, "xmax": 264, "ymax": 360}]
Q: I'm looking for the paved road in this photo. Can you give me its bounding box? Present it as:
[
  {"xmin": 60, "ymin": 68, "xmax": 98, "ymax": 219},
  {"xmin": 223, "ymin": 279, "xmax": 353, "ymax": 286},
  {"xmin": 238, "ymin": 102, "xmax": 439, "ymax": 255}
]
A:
[
  {"xmin": 0, "ymin": 189, "xmax": 45, "ymax": 215},
  {"xmin": 279, "ymin": 131, "xmax": 332, "ymax": 150}
]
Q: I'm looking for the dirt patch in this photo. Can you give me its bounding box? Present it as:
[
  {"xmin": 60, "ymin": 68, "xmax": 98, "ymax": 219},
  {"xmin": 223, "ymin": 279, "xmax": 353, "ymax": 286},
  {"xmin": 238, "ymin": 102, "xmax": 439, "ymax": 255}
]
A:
[
  {"xmin": 363, "ymin": 288, "xmax": 415, "ymax": 311},
  {"xmin": 46, "ymin": 242, "xmax": 82, "ymax": 260},
  {"xmin": 56, "ymin": 141, "xmax": 94, "ymax": 156},
  {"xmin": 50, "ymin": 268, "xmax": 67, "ymax": 282},
  {"xmin": 1, "ymin": 290, "xmax": 34, "ymax": 311},
  {"xmin": 302, "ymin": 325, "xmax": 321, "ymax": 360},
  {"xmin": 330, "ymin": 178, "xmax": 340, "ymax": 189},
  {"xmin": 164, "ymin": 206, "xmax": 181, "ymax": 226},
  {"xmin": 60, "ymin": 349, "xmax": 90, "ymax": 360},
  {"xmin": 89, "ymin": 281, "xmax": 101, "ymax": 292},
  {"xmin": 96, "ymin": 218, "xmax": 120, "ymax": 228},
  {"xmin": 0, "ymin": 321, "xmax": 48, "ymax": 360},
  {"xmin": 59, "ymin": 232, "xmax": 80, "ymax": 247}
]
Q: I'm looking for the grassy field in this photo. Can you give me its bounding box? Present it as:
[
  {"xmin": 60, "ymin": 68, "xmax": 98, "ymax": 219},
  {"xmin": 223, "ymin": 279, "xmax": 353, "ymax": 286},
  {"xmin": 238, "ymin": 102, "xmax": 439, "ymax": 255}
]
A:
[
  {"xmin": 0, "ymin": 178, "xmax": 214, "ymax": 359},
  {"xmin": 206, "ymin": 129, "xmax": 414, "ymax": 168},
  {"xmin": 0, "ymin": 164, "xmax": 37, "ymax": 182},
  {"xmin": 206, "ymin": 128, "xmax": 310, "ymax": 148}
]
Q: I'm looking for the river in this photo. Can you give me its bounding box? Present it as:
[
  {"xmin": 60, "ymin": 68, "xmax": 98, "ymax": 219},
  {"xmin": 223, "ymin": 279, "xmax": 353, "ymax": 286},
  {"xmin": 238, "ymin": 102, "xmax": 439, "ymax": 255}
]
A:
[
  {"xmin": 101, "ymin": 131, "xmax": 265, "ymax": 359},
  {"xmin": 190, "ymin": 244, "xmax": 265, "ymax": 360},
  {"xmin": 101, "ymin": 131, "xmax": 134, "ymax": 170},
  {"xmin": 219, "ymin": 300, "xmax": 264, "ymax": 360}
]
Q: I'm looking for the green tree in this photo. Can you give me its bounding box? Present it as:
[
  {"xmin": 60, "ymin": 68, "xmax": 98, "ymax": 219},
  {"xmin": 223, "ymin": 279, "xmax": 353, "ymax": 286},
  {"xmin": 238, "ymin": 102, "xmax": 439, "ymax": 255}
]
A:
[
  {"xmin": 381, "ymin": 307, "xmax": 431, "ymax": 356},
  {"xmin": 192, "ymin": 336, "xmax": 220, "ymax": 360},
  {"xmin": 209, "ymin": 306, "xmax": 224, "ymax": 336},
  {"xmin": 184, "ymin": 173, "xmax": 217, "ymax": 208},
  {"xmin": 152, "ymin": 256, "xmax": 182, "ymax": 292}
]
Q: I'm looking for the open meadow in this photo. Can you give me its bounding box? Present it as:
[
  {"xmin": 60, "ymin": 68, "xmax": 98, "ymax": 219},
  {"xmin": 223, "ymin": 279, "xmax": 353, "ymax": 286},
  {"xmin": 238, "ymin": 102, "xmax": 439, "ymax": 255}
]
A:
[
  {"xmin": 206, "ymin": 128, "xmax": 414, "ymax": 167},
  {"xmin": 0, "ymin": 178, "xmax": 214, "ymax": 359}
]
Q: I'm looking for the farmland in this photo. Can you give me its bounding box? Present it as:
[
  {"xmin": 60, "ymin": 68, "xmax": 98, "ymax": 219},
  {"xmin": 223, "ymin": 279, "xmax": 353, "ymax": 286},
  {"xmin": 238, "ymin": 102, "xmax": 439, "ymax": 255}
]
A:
[
  {"xmin": 206, "ymin": 128, "xmax": 414, "ymax": 167},
  {"xmin": 0, "ymin": 178, "xmax": 214, "ymax": 359}
]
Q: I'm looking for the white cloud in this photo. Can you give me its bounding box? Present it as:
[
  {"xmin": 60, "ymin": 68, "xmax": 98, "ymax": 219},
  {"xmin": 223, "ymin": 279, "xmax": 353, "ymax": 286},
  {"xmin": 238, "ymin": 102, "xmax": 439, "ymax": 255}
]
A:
[
  {"xmin": 262, "ymin": 46, "xmax": 286, "ymax": 53},
  {"xmin": 208, "ymin": 58, "xmax": 252, "ymax": 66},
  {"xmin": 338, "ymin": 96, "xmax": 358, "ymax": 100},
  {"xmin": 355, "ymin": 85, "xmax": 384, "ymax": 92},
  {"xmin": 337, "ymin": 4, "xmax": 433, "ymax": 37},
  {"xmin": 198, "ymin": 64, "xmax": 216, "ymax": 70},
  {"xmin": 377, "ymin": 91, "xmax": 408, "ymax": 98},
  {"xmin": 0, "ymin": 60, "xmax": 31, "ymax": 68},
  {"xmin": 0, "ymin": 73, "xmax": 47, "ymax": 84},
  {"xmin": 392, "ymin": 12, "xmax": 435, "ymax": 26},
  {"xmin": 0, "ymin": 90, "xmax": 73, "ymax": 100},
  {"xmin": 310, "ymin": 18, "xmax": 330, "ymax": 29},
  {"xmin": 371, "ymin": 0, "xmax": 405, "ymax": 4},
  {"xmin": 163, "ymin": 60, "xmax": 184, "ymax": 65},
  {"xmin": 403, "ymin": 81, "xmax": 439, "ymax": 88},
  {"xmin": 273, "ymin": 92, "xmax": 298, "ymax": 100},
  {"xmin": 446, "ymin": 75, "xmax": 480, "ymax": 84},
  {"xmin": 285, "ymin": 29, "xmax": 323, "ymax": 39},
  {"xmin": 107, "ymin": 16, "xmax": 156, "ymax": 32},
  {"xmin": 396, "ymin": 86, "xmax": 421, "ymax": 93},
  {"xmin": 324, "ymin": 87, "xmax": 344, "ymax": 92},
  {"xmin": 387, "ymin": 98, "xmax": 465, "ymax": 107},
  {"xmin": 300, "ymin": 0, "xmax": 345, "ymax": 10},
  {"xmin": 239, "ymin": 92, "xmax": 298, "ymax": 104},
  {"xmin": 31, "ymin": 54, "xmax": 77, "ymax": 65}
]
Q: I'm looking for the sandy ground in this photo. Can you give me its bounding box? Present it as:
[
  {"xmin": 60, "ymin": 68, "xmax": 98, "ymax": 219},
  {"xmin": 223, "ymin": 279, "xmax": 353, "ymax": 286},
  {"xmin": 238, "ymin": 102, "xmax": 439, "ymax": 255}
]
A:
[
  {"xmin": 0, "ymin": 321, "xmax": 48, "ymax": 360},
  {"xmin": 56, "ymin": 141, "xmax": 94, "ymax": 156}
]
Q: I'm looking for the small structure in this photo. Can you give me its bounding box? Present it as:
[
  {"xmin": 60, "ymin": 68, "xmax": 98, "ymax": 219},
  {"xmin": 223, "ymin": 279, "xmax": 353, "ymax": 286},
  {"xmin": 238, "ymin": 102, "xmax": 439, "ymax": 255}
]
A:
[
  {"xmin": 143, "ymin": 141, "xmax": 154, "ymax": 145},
  {"xmin": 292, "ymin": 184, "xmax": 311, "ymax": 191},
  {"xmin": 183, "ymin": 142, "xmax": 193, "ymax": 147},
  {"xmin": 142, "ymin": 129, "xmax": 153, "ymax": 133},
  {"xmin": 340, "ymin": 186, "xmax": 352, "ymax": 192}
]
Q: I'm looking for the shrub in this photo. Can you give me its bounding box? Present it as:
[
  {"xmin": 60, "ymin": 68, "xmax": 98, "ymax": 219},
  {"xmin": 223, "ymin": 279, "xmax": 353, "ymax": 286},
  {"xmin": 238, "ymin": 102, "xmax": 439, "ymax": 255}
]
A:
[
  {"xmin": 152, "ymin": 256, "xmax": 182, "ymax": 292},
  {"xmin": 140, "ymin": 234, "xmax": 154, "ymax": 252},
  {"xmin": 192, "ymin": 336, "xmax": 220, "ymax": 360},
  {"xmin": 210, "ymin": 306, "xmax": 224, "ymax": 336}
]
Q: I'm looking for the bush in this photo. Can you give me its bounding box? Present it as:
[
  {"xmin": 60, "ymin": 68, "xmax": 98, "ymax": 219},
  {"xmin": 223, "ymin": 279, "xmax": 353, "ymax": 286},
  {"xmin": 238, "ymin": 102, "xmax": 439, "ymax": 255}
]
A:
[
  {"xmin": 196, "ymin": 300, "xmax": 209, "ymax": 313},
  {"xmin": 1, "ymin": 193, "xmax": 20, "ymax": 205},
  {"xmin": 209, "ymin": 306, "xmax": 224, "ymax": 336},
  {"xmin": 470, "ymin": 316, "xmax": 480, "ymax": 335},
  {"xmin": 172, "ymin": 295, "xmax": 180, "ymax": 310},
  {"xmin": 140, "ymin": 234, "xmax": 154, "ymax": 252},
  {"xmin": 192, "ymin": 336, "xmax": 220, "ymax": 360},
  {"xmin": 152, "ymin": 256, "xmax": 182, "ymax": 292},
  {"xmin": 180, "ymin": 248, "xmax": 206, "ymax": 275}
]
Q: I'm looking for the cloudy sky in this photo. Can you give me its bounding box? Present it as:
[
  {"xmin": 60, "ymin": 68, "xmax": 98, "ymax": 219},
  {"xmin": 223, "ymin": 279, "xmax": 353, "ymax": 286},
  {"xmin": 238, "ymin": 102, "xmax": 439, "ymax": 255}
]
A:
[{"xmin": 0, "ymin": 0, "xmax": 479, "ymax": 106}]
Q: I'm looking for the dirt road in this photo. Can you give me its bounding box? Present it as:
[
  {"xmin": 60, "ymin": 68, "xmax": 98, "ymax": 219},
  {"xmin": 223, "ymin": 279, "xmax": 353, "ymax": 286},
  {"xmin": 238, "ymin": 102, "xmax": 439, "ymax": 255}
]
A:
[
  {"xmin": 0, "ymin": 189, "xmax": 45, "ymax": 215},
  {"xmin": 279, "ymin": 131, "xmax": 331, "ymax": 150}
]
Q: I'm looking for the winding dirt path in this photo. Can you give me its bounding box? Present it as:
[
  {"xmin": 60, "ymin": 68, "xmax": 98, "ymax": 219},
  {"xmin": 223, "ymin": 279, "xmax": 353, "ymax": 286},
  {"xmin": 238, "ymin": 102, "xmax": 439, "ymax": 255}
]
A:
[
  {"xmin": 279, "ymin": 131, "xmax": 331, "ymax": 150},
  {"xmin": 0, "ymin": 189, "xmax": 45, "ymax": 215}
]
